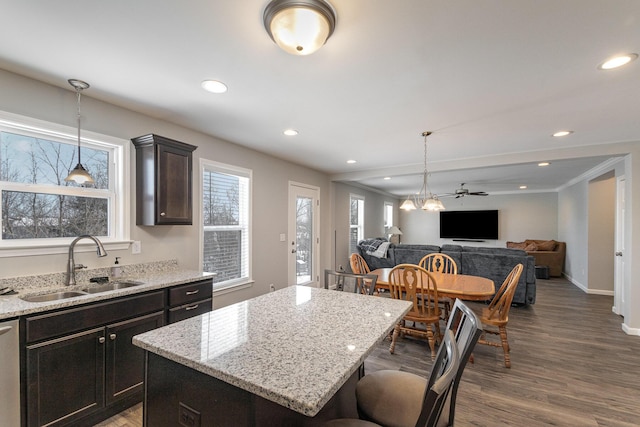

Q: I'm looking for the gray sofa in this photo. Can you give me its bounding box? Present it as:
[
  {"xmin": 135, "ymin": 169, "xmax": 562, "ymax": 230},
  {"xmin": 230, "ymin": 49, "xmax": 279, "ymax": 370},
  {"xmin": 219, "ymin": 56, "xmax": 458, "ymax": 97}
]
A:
[{"xmin": 356, "ymin": 241, "xmax": 536, "ymax": 306}]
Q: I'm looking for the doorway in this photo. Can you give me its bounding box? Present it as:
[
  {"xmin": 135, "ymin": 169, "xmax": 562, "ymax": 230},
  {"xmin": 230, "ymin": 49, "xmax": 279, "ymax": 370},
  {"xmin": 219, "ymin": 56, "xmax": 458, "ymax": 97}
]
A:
[{"xmin": 288, "ymin": 182, "xmax": 320, "ymax": 287}]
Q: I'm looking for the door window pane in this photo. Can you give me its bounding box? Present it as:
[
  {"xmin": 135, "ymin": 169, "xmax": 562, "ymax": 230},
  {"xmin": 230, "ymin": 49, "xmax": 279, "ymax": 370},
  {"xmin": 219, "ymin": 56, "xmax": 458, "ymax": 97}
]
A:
[{"xmin": 296, "ymin": 196, "xmax": 313, "ymax": 284}]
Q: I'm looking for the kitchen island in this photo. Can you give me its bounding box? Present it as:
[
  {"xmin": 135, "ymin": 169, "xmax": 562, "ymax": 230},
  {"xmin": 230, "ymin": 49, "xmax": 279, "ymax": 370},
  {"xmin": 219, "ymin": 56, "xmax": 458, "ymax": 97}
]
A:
[{"xmin": 133, "ymin": 285, "xmax": 412, "ymax": 426}]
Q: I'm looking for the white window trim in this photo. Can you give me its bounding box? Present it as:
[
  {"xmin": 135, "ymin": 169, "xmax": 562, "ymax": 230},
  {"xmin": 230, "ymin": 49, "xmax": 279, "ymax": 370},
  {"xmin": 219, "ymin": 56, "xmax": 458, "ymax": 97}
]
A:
[
  {"xmin": 0, "ymin": 110, "xmax": 131, "ymax": 257},
  {"xmin": 384, "ymin": 201, "xmax": 394, "ymax": 229},
  {"xmin": 350, "ymin": 193, "xmax": 365, "ymax": 253},
  {"xmin": 199, "ymin": 158, "xmax": 253, "ymax": 290}
]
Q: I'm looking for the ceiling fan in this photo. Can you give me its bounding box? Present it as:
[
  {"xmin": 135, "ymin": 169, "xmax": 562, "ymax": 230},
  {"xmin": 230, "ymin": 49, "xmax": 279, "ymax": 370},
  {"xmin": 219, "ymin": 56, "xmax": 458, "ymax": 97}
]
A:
[{"xmin": 442, "ymin": 183, "xmax": 489, "ymax": 198}]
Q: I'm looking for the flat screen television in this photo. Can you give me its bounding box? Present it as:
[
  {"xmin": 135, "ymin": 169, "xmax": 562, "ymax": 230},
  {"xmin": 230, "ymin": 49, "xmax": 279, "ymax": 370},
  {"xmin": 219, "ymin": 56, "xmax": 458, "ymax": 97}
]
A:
[{"xmin": 439, "ymin": 210, "xmax": 499, "ymax": 240}]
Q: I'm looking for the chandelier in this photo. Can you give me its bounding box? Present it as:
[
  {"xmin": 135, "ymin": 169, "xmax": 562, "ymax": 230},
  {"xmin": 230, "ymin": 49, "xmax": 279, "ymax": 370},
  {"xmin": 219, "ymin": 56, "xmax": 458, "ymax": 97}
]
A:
[{"xmin": 400, "ymin": 131, "xmax": 445, "ymax": 212}]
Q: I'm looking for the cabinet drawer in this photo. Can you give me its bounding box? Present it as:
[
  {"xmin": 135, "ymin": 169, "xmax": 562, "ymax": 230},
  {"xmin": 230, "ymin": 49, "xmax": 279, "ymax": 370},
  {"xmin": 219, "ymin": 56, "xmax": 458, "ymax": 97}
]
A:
[
  {"xmin": 168, "ymin": 280, "xmax": 213, "ymax": 307},
  {"xmin": 168, "ymin": 298, "xmax": 212, "ymax": 323},
  {"xmin": 26, "ymin": 290, "xmax": 165, "ymax": 343}
]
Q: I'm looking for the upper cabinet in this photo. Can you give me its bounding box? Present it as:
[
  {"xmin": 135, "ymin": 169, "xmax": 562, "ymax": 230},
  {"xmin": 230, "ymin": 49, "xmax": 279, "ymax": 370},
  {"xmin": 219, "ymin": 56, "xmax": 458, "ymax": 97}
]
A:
[{"xmin": 131, "ymin": 134, "xmax": 197, "ymax": 225}]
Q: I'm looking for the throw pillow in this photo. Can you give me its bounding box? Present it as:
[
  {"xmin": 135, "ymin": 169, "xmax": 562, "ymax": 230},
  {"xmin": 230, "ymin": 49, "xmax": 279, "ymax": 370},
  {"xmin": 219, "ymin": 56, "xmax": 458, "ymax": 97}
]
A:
[
  {"xmin": 536, "ymin": 240, "xmax": 557, "ymax": 251},
  {"xmin": 524, "ymin": 243, "xmax": 538, "ymax": 251},
  {"xmin": 506, "ymin": 241, "xmax": 527, "ymax": 250}
]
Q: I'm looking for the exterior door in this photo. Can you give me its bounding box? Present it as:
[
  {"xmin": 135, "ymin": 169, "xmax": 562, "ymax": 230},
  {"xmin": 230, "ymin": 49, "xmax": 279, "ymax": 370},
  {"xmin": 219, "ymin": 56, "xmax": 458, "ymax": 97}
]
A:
[
  {"xmin": 614, "ymin": 176, "xmax": 626, "ymax": 316},
  {"xmin": 288, "ymin": 182, "xmax": 320, "ymax": 286}
]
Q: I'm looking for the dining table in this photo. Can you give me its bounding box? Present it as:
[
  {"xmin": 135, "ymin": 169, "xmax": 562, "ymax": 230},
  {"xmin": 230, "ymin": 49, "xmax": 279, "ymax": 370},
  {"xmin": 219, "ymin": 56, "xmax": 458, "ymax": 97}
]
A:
[{"xmin": 370, "ymin": 268, "xmax": 495, "ymax": 301}]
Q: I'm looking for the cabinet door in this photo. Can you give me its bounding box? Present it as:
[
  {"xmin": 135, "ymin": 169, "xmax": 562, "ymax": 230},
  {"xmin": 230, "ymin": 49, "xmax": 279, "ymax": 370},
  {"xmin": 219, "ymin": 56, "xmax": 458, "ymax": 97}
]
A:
[
  {"xmin": 26, "ymin": 327, "xmax": 105, "ymax": 427},
  {"xmin": 105, "ymin": 311, "xmax": 165, "ymax": 405},
  {"xmin": 156, "ymin": 143, "xmax": 192, "ymax": 224}
]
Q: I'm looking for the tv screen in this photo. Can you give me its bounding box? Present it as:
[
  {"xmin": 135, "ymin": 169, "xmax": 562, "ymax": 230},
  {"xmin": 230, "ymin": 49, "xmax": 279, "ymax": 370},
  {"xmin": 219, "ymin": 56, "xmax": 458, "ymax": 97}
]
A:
[{"xmin": 439, "ymin": 210, "xmax": 498, "ymax": 240}]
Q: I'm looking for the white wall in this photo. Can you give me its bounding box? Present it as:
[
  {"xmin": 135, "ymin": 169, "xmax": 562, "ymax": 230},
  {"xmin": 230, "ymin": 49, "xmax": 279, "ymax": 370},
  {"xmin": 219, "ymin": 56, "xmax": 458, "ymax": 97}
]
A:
[
  {"xmin": 400, "ymin": 192, "xmax": 558, "ymax": 246},
  {"xmin": 332, "ymin": 182, "xmax": 398, "ymax": 271},
  {"xmin": 0, "ymin": 69, "xmax": 332, "ymax": 307},
  {"xmin": 558, "ymin": 181, "xmax": 589, "ymax": 287}
]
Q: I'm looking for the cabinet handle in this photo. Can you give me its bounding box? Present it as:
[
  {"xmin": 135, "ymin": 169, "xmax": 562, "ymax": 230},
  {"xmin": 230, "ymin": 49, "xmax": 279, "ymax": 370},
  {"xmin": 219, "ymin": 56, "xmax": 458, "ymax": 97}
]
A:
[
  {"xmin": 160, "ymin": 212, "xmax": 166, "ymax": 217},
  {"xmin": 185, "ymin": 289, "xmax": 199, "ymax": 295},
  {"xmin": 110, "ymin": 333, "xmax": 117, "ymax": 340},
  {"xmin": 99, "ymin": 337, "xmax": 105, "ymax": 344},
  {"xmin": 185, "ymin": 304, "xmax": 199, "ymax": 311}
]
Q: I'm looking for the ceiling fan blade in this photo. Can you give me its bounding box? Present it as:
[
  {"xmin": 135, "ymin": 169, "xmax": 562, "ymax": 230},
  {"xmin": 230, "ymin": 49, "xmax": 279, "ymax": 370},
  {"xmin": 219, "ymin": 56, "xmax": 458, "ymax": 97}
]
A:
[{"xmin": 469, "ymin": 192, "xmax": 488, "ymax": 196}]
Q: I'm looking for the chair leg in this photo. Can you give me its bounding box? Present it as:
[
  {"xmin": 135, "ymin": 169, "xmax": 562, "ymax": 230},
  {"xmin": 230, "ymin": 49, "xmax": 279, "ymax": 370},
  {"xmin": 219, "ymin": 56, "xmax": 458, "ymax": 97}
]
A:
[
  {"xmin": 389, "ymin": 323, "xmax": 400, "ymax": 354},
  {"xmin": 499, "ymin": 326, "xmax": 511, "ymax": 368},
  {"xmin": 426, "ymin": 328, "xmax": 436, "ymax": 360}
]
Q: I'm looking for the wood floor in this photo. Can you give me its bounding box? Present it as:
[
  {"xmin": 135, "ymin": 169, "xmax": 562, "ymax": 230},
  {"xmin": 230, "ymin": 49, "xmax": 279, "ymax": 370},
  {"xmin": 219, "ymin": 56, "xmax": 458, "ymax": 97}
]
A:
[{"xmin": 96, "ymin": 277, "xmax": 640, "ymax": 426}]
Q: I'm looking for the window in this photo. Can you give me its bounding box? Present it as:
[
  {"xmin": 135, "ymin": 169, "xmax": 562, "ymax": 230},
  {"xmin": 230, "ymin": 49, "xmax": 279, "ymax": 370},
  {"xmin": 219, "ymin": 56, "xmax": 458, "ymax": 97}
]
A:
[
  {"xmin": 349, "ymin": 194, "xmax": 364, "ymax": 254},
  {"xmin": 201, "ymin": 160, "xmax": 251, "ymax": 289},
  {"xmin": 0, "ymin": 111, "xmax": 129, "ymax": 255},
  {"xmin": 384, "ymin": 202, "xmax": 394, "ymax": 230}
]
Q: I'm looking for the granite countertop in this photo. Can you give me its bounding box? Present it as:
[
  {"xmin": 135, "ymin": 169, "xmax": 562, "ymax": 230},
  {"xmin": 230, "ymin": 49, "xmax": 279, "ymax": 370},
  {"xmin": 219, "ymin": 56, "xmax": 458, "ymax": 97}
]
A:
[
  {"xmin": 133, "ymin": 285, "xmax": 412, "ymax": 417},
  {"xmin": 0, "ymin": 260, "xmax": 215, "ymax": 320}
]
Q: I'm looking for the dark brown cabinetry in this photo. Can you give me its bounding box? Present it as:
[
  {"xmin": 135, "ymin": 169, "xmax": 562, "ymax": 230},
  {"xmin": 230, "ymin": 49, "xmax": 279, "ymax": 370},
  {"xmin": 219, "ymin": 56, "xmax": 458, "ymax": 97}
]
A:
[
  {"xmin": 131, "ymin": 134, "xmax": 197, "ymax": 226},
  {"xmin": 23, "ymin": 291, "xmax": 165, "ymax": 427},
  {"xmin": 167, "ymin": 279, "xmax": 213, "ymax": 324}
]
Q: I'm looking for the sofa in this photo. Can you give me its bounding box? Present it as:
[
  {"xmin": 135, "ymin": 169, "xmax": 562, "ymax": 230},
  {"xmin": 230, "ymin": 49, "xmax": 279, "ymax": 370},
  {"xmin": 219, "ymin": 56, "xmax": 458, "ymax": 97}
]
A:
[
  {"xmin": 506, "ymin": 239, "xmax": 565, "ymax": 277},
  {"xmin": 356, "ymin": 240, "xmax": 536, "ymax": 306}
]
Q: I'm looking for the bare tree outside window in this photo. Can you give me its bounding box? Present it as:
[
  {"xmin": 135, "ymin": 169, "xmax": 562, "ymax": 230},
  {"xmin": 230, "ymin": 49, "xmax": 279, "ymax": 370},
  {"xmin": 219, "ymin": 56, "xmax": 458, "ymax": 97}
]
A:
[
  {"xmin": 202, "ymin": 168, "xmax": 250, "ymax": 285},
  {"xmin": 1, "ymin": 131, "xmax": 109, "ymax": 240}
]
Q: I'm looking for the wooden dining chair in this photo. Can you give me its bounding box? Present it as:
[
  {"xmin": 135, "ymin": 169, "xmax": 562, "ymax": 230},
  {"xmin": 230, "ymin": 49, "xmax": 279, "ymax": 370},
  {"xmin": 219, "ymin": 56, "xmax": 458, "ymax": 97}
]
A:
[
  {"xmin": 388, "ymin": 264, "xmax": 441, "ymax": 360},
  {"xmin": 475, "ymin": 263, "xmax": 523, "ymax": 368},
  {"xmin": 350, "ymin": 253, "xmax": 371, "ymax": 274},
  {"xmin": 419, "ymin": 253, "xmax": 458, "ymax": 320},
  {"xmin": 324, "ymin": 269, "xmax": 378, "ymax": 296},
  {"xmin": 350, "ymin": 300, "xmax": 482, "ymax": 427},
  {"xmin": 323, "ymin": 330, "xmax": 461, "ymax": 427},
  {"xmin": 418, "ymin": 253, "xmax": 457, "ymax": 274}
]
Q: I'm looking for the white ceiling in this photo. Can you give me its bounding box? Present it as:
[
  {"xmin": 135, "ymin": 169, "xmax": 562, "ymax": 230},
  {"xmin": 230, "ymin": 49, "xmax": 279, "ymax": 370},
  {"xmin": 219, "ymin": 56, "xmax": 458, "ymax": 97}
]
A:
[{"xmin": 0, "ymin": 0, "xmax": 637, "ymax": 197}]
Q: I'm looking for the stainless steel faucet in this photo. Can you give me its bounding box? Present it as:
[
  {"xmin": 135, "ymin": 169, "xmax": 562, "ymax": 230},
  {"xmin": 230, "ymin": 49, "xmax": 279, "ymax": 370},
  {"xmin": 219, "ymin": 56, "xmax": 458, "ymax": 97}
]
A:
[{"xmin": 66, "ymin": 235, "xmax": 108, "ymax": 286}]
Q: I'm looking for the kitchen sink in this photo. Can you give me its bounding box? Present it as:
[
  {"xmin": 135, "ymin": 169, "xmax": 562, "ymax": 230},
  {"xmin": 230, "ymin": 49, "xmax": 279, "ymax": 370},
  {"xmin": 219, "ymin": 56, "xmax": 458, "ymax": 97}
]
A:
[
  {"xmin": 21, "ymin": 291, "xmax": 88, "ymax": 303},
  {"xmin": 82, "ymin": 280, "xmax": 145, "ymax": 294}
]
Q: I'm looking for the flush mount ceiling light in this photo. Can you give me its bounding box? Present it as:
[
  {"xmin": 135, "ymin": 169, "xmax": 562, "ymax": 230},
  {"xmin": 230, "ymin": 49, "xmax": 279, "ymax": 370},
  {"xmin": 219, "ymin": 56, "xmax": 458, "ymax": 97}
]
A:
[
  {"xmin": 64, "ymin": 79, "xmax": 94, "ymax": 185},
  {"xmin": 553, "ymin": 130, "xmax": 573, "ymax": 137},
  {"xmin": 201, "ymin": 80, "xmax": 228, "ymax": 93},
  {"xmin": 263, "ymin": 0, "xmax": 336, "ymax": 55},
  {"xmin": 598, "ymin": 53, "xmax": 638, "ymax": 70},
  {"xmin": 400, "ymin": 132, "xmax": 445, "ymax": 212},
  {"xmin": 538, "ymin": 162, "xmax": 550, "ymax": 167},
  {"xmin": 283, "ymin": 129, "xmax": 299, "ymax": 136}
]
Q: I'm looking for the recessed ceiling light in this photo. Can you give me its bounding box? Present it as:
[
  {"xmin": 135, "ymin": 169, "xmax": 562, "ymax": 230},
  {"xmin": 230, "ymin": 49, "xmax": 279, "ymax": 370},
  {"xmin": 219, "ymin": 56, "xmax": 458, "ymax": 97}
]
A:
[
  {"xmin": 598, "ymin": 53, "xmax": 638, "ymax": 70},
  {"xmin": 538, "ymin": 162, "xmax": 550, "ymax": 167},
  {"xmin": 520, "ymin": 185, "xmax": 527, "ymax": 189},
  {"xmin": 553, "ymin": 130, "xmax": 573, "ymax": 137},
  {"xmin": 346, "ymin": 159, "xmax": 356, "ymax": 164},
  {"xmin": 383, "ymin": 177, "xmax": 391, "ymax": 180},
  {"xmin": 283, "ymin": 129, "xmax": 298, "ymax": 136},
  {"xmin": 201, "ymin": 80, "xmax": 228, "ymax": 93}
]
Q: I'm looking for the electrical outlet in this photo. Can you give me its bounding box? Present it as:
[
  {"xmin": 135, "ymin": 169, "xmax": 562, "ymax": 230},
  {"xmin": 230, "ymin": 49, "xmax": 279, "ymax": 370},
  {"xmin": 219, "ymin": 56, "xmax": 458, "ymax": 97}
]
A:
[
  {"xmin": 269, "ymin": 284, "xmax": 275, "ymax": 292},
  {"xmin": 131, "ymin": 241, "xmax": 141, "ymax": 254},
  {"xmin": 279, "ymin": 233, "xmax": 286, "ymax": 242}
]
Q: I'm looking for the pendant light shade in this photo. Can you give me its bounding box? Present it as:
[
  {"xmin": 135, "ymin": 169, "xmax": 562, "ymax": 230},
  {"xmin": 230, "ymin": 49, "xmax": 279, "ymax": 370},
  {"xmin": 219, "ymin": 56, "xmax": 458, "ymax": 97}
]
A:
[
  {"xmin": 264, "ymin": 0, "xmax": 336, "ymax": 55},
  {"xmin": 65, "ymin": 79, "xmax": 95, "ymax": 185}
]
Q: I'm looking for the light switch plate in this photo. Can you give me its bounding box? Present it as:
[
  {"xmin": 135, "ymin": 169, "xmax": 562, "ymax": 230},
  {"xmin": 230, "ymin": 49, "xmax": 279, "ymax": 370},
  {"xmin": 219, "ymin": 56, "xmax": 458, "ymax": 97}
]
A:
[{"xmin": 131, "ymin": 241, "xmax": 141, "ymax": 254}]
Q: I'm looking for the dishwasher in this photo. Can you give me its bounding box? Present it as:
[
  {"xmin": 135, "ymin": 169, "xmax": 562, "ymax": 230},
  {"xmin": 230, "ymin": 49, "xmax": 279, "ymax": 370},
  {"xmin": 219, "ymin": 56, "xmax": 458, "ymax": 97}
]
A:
[{"xmin": 0, "ymin": 318, "xmax": 20, "ymax": 426}]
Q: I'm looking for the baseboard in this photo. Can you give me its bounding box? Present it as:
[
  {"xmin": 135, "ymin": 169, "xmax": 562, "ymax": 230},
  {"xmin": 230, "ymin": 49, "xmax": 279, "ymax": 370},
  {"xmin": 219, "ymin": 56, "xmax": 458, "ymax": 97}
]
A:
[
  {"xmin": 622, "ymin": 323, "xmax": 640, "ymax": 336},
  {"xmin": 563, "ymin": 273, "xmax": 614, "ymax": 295}
]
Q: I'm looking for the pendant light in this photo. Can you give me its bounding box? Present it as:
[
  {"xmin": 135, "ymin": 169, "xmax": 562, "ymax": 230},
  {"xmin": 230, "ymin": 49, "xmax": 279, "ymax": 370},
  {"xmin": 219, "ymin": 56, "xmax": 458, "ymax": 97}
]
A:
[
  {"xmin": 263, "ymin": 0, "xmax": 336, "ymax": 55},
  {"xmin": 64, "ymin": 79, "xmax": 95, "ymax": 185},
  {"xmin": 400, "ymin": 132, "xmax": 445, "ymax": 212}
]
